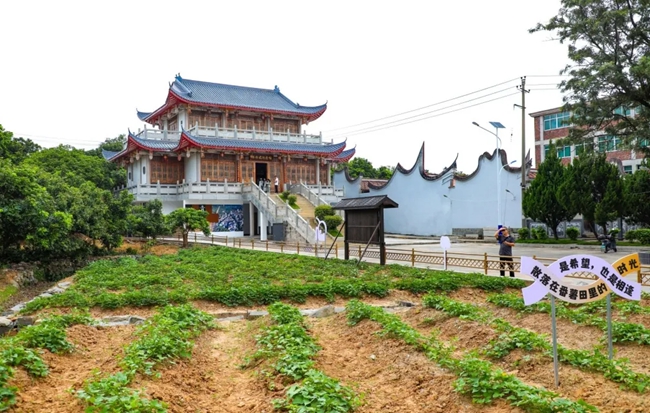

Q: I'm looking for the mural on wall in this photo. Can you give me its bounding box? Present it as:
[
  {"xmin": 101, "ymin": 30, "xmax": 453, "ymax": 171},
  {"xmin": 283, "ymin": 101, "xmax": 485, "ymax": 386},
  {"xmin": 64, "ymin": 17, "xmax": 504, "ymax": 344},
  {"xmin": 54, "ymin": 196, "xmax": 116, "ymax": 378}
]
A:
[{"xmin": 191, "ymin": 204, "xmax": 244, "ymax": 232}]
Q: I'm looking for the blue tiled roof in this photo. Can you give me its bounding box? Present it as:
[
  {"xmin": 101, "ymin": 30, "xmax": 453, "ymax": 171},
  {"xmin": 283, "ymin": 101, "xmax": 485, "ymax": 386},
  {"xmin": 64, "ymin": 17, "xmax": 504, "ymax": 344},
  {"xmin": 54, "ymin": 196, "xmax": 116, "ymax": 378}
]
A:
[
  {"xmin": 137, "ymin": 110, "xmax": 152, "ymax": 121},
  {"xmin": 102, "ymin": 149, "xmax": 120, "ymax": 160},
  {"xmin": 170, "ymin": 75, "xmax": 327, "ymax": 115},
  {"xmin": 129, "ymin": 133, "xmax": 179, "ymax": 151},
  {"xmin": 335, "ymin": 148, "xmax": 355, "ymax": 160},
  {"xmin": 182, "ymin": 130, "xmax": 346, "ymax": 155}
]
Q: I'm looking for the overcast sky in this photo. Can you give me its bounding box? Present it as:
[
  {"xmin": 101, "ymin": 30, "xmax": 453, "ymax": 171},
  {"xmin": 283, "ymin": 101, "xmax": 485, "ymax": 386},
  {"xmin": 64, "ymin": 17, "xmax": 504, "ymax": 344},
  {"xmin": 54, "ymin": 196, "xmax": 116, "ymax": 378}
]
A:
[{"xmin": 0, "ymin": 0, "xmax": 569, "ymax": 172}]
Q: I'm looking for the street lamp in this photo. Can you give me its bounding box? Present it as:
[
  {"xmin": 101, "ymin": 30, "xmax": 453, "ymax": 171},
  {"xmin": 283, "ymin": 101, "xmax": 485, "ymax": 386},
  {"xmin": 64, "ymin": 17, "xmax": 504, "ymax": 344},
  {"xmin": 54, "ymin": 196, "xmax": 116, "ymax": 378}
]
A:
[
  {"xmin": 499, "ymin": 161, "xmax": 517, "ymax": 224},
  {"xmin": 473, "ymin": 121, "xmax": 506, "ymax": 227}
]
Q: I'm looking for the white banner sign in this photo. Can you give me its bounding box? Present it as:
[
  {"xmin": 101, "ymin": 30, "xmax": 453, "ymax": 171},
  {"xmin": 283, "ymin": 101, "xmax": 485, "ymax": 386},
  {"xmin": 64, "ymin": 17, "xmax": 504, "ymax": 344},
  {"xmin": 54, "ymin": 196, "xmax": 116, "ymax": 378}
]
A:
[{"xmin": 520, "ymin": 254, "xmax": 642, "ymax": 305}]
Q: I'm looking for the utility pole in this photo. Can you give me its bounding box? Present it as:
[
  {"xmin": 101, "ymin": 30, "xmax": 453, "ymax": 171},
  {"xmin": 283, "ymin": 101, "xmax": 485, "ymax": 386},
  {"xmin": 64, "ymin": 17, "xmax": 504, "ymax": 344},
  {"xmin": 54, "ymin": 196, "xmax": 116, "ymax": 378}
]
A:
[{"xmin": 515, "ymin": 76, "xmax": 530, "ymax": 228}]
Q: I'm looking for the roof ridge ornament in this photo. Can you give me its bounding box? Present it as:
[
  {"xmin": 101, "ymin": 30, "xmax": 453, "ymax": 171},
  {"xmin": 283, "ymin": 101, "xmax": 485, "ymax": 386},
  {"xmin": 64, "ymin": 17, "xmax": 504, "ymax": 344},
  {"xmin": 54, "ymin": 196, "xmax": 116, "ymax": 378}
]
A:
[{"xmin": 274, "ymin": 85, "xmax": 280, "ymax": 93}]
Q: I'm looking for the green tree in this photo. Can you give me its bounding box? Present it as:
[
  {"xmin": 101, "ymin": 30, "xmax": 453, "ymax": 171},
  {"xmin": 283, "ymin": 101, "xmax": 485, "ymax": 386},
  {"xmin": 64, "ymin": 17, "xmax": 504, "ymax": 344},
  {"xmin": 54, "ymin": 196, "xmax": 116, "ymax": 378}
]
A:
[
  {"xmin": 335, "ymin": 158, "xmax": 394, "ymax": 179},
  {"xmin": 523, "ymin": 142, "xmax": 576, "ymax": 239},
  {"xmin": 344, "ymin": 158, "xmax": 377, "ymax": 178},
  {"xmin": 559, "ymin": 152, "xmax": 623, "ymax": 234},
  {"xmin": 24, "ymin": 145, "xmax": 124, "ymax": 190},
  {"xmin": 131, "ymin": 199, "xmax": 168, "ymax": 239},
  {"xmin": 166, "ymin": 208, "xmax": 210, "ymax": 247},
  {"xmin": 0, "ymin": 124, "xmax": 41, "ymax": 164},
  {"xmin": 532, "ymin": 0, "xmax": 650, "ymax": 151},
  {"xmin": 0, "ymin": 161, "xmax": 79, "ymax": 262},
  {"xmin": 376, "ymin": 166, "xmax": 394, "ymax": 180},
  {"xmin": 625, "ymin": 169, "xmax": 650, "ymax": 226}
]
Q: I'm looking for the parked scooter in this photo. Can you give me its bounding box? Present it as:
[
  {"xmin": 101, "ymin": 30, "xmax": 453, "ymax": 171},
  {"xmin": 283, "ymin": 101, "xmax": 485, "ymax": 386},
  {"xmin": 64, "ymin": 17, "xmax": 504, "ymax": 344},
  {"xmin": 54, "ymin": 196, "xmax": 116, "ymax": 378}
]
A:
[{"xmin": 598, "ymin": 234, "xmax": 617, "ymax": 253}]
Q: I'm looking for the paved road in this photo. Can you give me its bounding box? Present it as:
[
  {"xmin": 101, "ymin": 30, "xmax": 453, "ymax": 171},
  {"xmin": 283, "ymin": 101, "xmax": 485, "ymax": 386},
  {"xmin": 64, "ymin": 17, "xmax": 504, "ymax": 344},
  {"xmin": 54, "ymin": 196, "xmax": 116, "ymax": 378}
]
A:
[{"xmin": 385, "ymin": 238, "xmax": 633, "ymax": 264}]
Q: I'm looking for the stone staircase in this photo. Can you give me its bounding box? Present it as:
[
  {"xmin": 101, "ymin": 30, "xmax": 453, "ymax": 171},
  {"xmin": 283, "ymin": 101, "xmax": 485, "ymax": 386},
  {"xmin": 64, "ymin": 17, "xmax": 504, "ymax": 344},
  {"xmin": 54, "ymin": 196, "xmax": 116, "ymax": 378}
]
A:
[{"xmin": 274, "ymin": 193, "xmax": 344, "ymax": 243}]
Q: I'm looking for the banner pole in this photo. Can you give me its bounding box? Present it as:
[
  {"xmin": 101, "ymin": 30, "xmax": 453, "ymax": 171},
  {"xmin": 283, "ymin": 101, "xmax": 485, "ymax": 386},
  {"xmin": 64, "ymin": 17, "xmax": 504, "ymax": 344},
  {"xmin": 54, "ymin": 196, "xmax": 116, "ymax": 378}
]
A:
[
  {"xmin": 551, "ymin": 295, "xmax": 560, "ymax": 388},
  {"xmin": 607, "ymin": 293, "xmax": 613, "ymax": 360}
]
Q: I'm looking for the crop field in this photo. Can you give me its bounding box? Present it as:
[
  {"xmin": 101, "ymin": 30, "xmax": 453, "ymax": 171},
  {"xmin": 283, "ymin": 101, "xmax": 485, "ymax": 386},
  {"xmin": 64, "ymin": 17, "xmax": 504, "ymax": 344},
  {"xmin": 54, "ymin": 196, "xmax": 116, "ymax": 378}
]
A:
[{"xmin": 2, "ymin": 245, "xmax": 650, "ymax": 412}]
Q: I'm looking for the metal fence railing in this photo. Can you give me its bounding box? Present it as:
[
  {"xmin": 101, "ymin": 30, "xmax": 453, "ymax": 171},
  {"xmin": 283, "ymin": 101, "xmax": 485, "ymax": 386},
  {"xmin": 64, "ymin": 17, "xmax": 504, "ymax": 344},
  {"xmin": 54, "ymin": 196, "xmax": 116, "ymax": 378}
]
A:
[{"xmin": 126, "ymin": 236, "xmax": 650, "ymax": 287}]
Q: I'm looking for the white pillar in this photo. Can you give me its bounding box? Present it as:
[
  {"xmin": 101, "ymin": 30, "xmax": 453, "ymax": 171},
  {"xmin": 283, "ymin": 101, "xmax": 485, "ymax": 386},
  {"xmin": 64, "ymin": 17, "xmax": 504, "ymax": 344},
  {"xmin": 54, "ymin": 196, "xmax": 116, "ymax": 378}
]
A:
[
  {"xmin": 249, "ymin": 203, "xmax": 255, "ymax": 236},
  {"xmin": 327, "ymin": 163, "xmax": 331, "ymax": 186},
  {"xmin": 259, "ymin": 210, "xmax": 268, "ymax": 241}
]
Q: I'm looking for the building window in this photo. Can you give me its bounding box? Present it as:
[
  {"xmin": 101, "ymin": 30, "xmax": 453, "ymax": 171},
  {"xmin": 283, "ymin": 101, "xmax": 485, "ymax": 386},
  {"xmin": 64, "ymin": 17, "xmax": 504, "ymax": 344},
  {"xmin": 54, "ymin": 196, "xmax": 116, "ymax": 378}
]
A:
[
  {"xmin": 624, "ymin": 165, "xmax": 633, "ymax": 174},
  {"xmin": 598, "ymin": 135, "xmax": 621, "ymax": 152},
  {"xmin": 639, "ymin": 138, "xmax": 649, "ymax": 148},
  {"xmin": 544, "ymin": 145, "xmax": 571, "ymax": 158},
  {"xmin": 613, "ymin": 106, "xmax": 632, "ymax": 116},
  {"xmin": 543, "ymin": 112, "xmax": 571, "ymax": 130},
  {"xmin": 557, "ymin": 146, "xmax": 571, "ymax": 158},
  {"xmin": 142, "ymin": 166, "xmax": 146, "ymax": 175}
]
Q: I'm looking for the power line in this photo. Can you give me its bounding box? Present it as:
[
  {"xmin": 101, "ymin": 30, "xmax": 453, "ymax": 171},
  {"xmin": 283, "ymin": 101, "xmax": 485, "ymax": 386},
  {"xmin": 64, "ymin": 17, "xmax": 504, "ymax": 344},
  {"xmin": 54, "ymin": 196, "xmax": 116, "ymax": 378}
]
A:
[
  {"xmin": 329, "ymin": 92, "xmax": 521, "ymax": 139},
  {"xmin": 323, "ymin": 77, "xmax": 520, "ymax": 133},
  {"xmin": 327, "ymin": 87, "xmax": 518, "ymax": 139}
]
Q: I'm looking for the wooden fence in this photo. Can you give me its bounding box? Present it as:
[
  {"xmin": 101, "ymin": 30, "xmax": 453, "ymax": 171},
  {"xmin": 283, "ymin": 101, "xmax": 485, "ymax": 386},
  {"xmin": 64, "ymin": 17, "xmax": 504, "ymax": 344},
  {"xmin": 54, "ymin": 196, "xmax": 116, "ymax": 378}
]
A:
[{"xmin": 127, "ymin": 235, "xmax": 650, "ymax": 287}]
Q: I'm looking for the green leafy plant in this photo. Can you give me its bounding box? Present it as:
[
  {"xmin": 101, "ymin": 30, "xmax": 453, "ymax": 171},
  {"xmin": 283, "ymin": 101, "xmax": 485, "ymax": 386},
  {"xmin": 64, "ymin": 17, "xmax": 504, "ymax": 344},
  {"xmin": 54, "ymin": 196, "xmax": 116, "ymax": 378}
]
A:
[
  {"xmin": 323, "ymin": 215, "xmax": 343, "ymax": 231},
  {"xmin": 122, "ymin": 304, "xmax": 214, "ymax": 376},
  {"xmin": 346, "ymin": 300, "xmax": 597, "ymax": 412},
  {"xmin": 76, "ymin": 305, "xmax": 213, "ymax": 412},
  {"xmin": 517, "ymin": 228, "xmax": 530, "ymax": 240},
  {"xmin": 76, "ymin": 372, "xmax": 166, "ymax": 413},
  {"xmin": 566, "ymin": 227, "xmax": 580, "ymax": 241},
  {"xmin": 247, "ymin": 303, "xmax": 359, "ymax": 412},
  {"xmin": 282, "ymin": 369, "xmax": 360, "ymax": 413},
  {"xmin": 314, "ymin": 205, "xmax": 335, "ymax": 221}
]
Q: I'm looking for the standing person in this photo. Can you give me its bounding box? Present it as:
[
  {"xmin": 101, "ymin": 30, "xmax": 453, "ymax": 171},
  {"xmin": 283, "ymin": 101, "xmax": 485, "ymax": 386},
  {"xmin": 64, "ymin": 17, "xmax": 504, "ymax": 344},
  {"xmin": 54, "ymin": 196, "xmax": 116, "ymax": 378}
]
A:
[
  {"xmin": 494, "ymin": 227, "xmax": 515, "ymax": 277},
  {"xmin": 274, "ymin": 176, "xmax": 279, "ymax": 193}
]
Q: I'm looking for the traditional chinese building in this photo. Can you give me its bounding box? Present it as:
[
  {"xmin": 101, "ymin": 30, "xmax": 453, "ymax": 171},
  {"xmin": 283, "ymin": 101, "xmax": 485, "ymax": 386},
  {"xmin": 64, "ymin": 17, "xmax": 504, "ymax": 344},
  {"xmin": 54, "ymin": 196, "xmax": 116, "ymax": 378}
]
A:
[{"xmin": 104, "ymin": 75, "xmax": 354, "ymax": 239}]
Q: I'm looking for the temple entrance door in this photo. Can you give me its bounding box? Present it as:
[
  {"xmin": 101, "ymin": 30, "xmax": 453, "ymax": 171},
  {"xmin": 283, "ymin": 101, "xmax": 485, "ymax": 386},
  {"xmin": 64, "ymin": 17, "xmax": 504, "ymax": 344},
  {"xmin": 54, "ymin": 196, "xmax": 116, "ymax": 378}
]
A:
[{"xmin": 255, "ymin": 162, "xmax": 268, "ymax": 187}]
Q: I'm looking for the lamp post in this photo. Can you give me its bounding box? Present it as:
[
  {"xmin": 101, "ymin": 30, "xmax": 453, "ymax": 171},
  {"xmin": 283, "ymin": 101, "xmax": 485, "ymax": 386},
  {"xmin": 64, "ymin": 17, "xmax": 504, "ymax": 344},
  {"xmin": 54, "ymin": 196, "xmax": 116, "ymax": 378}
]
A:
[
  {"xmin": 499, "ymin": 161, "xmax": 517, "ymax": 224},
  {"xmin": 473, "ymin": 121, "xmax": 505, "ymax": 227}
]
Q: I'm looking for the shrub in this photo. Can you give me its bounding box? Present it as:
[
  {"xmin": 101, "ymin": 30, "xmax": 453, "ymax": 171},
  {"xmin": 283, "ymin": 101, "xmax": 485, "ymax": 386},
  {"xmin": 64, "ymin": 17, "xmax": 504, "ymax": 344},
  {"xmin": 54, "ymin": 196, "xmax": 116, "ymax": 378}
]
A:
[
  {"xmin": 517, "ymin": 228, "xmax": 530, "ymax": 240},
  {"xmin": 609, "ymin": 228, "xmax": 620, "ymax": 237},
  {"xmin": 287, "ymin": 194, "xmax": 298, "ymax": 205},
  {"xmin": 280, "ymin": 190, "xmax": 291, "ymax": 201},
  {"xmin": 566, "ymin": 227, "xmax": 579, "ymax": 241},
  {"xmin": 626, "ymin": 229, "xmax": 650, "ymax": 244},
  {"xmin": 323, "ymin": 215, "xmax": 343, "ymax": 231},
  {"xmin": 532, "ymin": 227, "xmax": 548, "ymax": 240},
  {"xmin": 314, "ymin": 205, "xmax": 335, "ymax": 221}
]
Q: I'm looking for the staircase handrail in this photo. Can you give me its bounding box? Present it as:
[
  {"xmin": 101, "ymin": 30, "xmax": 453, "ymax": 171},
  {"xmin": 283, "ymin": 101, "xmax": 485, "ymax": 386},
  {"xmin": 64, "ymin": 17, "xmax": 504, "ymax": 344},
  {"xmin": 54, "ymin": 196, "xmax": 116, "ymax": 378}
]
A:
[
  {"xmin": 246, "ymin": 182, "xmax": 314, "ymax": 243},
  {"xmin": 295, "ymin": 183, "xmax": 331, "ymax": 208}
]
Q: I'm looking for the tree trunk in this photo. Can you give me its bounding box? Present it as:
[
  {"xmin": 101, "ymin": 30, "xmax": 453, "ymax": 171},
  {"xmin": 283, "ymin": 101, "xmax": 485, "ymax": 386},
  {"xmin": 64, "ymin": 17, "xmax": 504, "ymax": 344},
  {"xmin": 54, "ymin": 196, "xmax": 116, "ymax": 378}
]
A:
[
  {"xmin": 182, "ymin": 232, "xmax": 189, "ymax": 248},
  {"xmin": 551, "ymin": 225, "xmax": 559, "ymax": 240}
]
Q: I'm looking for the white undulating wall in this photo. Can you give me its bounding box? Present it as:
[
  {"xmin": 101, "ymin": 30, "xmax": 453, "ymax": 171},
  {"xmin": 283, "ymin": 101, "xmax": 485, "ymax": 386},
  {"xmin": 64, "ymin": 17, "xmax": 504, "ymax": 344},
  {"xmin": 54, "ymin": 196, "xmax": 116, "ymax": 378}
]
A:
[
  {"xmin": 332, "ymin": 173, "xmax": 362, "ymax": 199},
  {"xmin": 332, "ymin": 149, "xmax": 523, "ymax": 236}
]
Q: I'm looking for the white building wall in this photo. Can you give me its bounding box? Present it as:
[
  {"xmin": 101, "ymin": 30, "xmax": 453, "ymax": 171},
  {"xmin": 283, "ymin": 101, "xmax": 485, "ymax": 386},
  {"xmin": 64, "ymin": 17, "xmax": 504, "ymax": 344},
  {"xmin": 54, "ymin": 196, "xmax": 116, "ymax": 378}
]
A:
[{"xmin": 185, "ymin": 153, "xmax": 199, "ymax": 183}]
